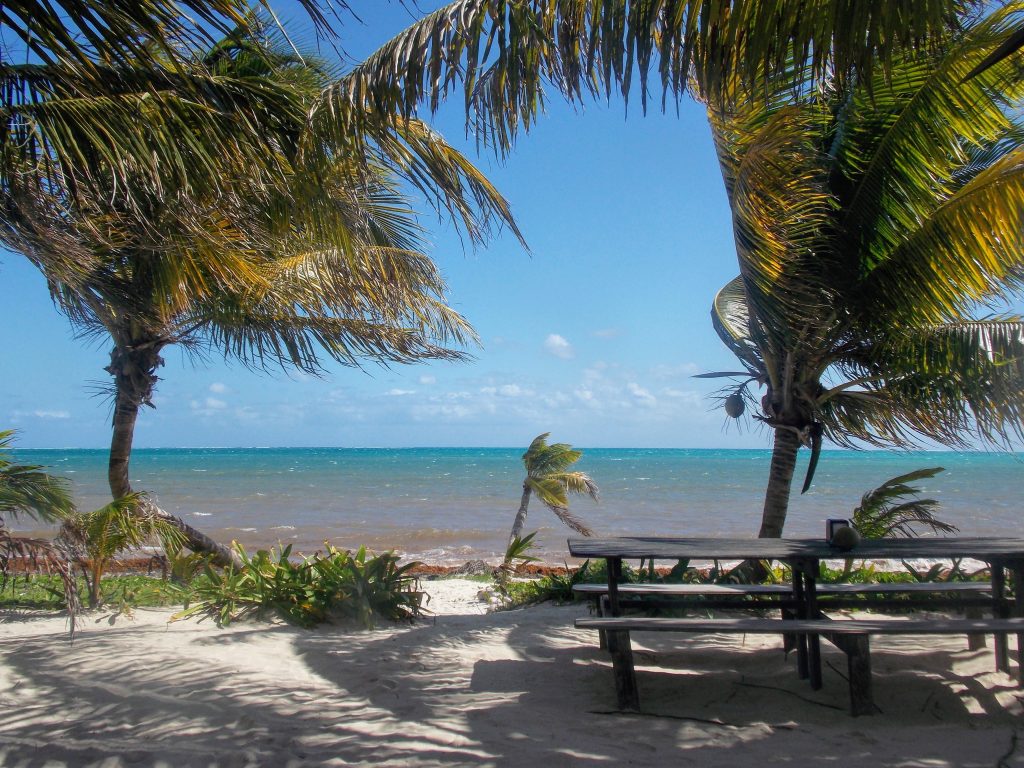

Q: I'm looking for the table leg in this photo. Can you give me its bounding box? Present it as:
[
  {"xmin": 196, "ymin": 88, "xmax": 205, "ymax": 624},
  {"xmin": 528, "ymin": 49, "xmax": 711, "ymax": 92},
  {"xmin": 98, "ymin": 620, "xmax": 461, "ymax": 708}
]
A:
[
  {"xmin": 793, "ymin": 562, "xmax": 809, "ymax": 680},
  {"xmin": 804, "ymin": 560, "xmax": 823, "ymax": 691},
  {"xmin": 607, "ymin": 557, "xmax": 623, "ymax": 617},
  {"xmin": 993, "ymin": 561, "xmax": 1009, "ymax": 673},
  {"xmin": 1012, "ymin": 563, "xmax": 1024, "ymax": 686}
]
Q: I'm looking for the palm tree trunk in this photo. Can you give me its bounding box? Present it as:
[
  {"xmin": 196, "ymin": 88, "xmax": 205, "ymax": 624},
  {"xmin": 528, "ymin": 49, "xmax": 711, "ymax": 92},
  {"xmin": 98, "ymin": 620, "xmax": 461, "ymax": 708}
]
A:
[
  {"xmin": 108, "ymin": 382, "xmax": 139, "ymax": 500},
  {"xmin": 758, "ymin": 427, "xmax": 801, "ymax": 538},
  {"xmin": 107, "ymin": 347, "xmax": 239, "ymax": 567},
  {"xmin": 509, "ymin": 484, "xmax": 532, "ymax": 546}
]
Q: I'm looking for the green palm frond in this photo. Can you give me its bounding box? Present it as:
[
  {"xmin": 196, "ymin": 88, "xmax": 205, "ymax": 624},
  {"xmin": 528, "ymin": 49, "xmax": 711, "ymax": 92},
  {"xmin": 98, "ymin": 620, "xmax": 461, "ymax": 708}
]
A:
[
  {"xmin": 523, "ymin": 433, "xmax": 584, "ymax": 476},
  {"xmin": 839, "ymin": 4, "xmax": 1024, "ymax": 261},
  {"xmin": 0, "ymin": 430, "xmax": 76, "ymax": 524},
  {"xmin": 67, "ymin": 494, "xmax": 186, "ymax": 560},
  {"xmin": 335, "ymin": 0, "xmax": 966, "ymax": 148},
  {"xmin": 556, "ymin": 471, "xmax": 600, "ymax": 503},
  {"xmin": 851, "ymin": 468, "xmax": 958, "ymax": 539},
  {"xmin": 713, "ymin": 103, "xmax": 834, "ymax": 337},
  {"xmin": 526, "ymin": 476, "xmax": 594, "ymax": 535},
  {"xmin": 860, "ymin": 147, "xmax": 1024, "ymax": 323},
  {"xmin": 1, "ymin": 0, "xmax": 340, "ymax": 74}
]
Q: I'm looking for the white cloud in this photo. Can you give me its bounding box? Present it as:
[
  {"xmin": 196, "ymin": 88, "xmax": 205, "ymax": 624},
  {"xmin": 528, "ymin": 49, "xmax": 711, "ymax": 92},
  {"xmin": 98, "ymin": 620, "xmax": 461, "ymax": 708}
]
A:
[
  {"xmin": 627, "ymin": 382, "xmax": 657, "ymax": 407},
  {"xmin": 498, "ymin": 384, "xmax": 525, "ymax": 397},
  {"xmin": 418, "ymin": 375, "xmax": 436, "ymax": 385},
  {"xmin": 189, "ymin": 397, "xmax": 227, "ymax": 416},
  {"xmin": 593, "ymin": 328, "xmax": 621, "ymax": 339},
  {"xmin": 384, "ymin": 388, "xmax": 415, "ymax": 397},
  {"xmin": 544, "ymin": 333, "xmax": 574, "ymax": 359},
  {"xmin": 33, "ymin": 410, "xmax": 70, "ymax": 420},
  {"xmin": 209, "ymin": 382, "xmax": 228, "ymax": 394}
]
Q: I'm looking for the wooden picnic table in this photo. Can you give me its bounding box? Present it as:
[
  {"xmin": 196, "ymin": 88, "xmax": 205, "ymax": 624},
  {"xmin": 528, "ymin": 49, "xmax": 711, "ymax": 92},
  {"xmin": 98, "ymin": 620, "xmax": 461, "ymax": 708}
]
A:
[{"xmin": 568, "ymin": 536, "xmax": 1024, "ymax": 712}]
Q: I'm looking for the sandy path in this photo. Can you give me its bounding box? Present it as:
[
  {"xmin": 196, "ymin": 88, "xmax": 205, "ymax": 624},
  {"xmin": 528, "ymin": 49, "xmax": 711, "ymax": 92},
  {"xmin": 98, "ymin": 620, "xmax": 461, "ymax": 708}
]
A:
[{"xmin": 1, "ymin": 579, "xmax": 1023, "ymax": 767}]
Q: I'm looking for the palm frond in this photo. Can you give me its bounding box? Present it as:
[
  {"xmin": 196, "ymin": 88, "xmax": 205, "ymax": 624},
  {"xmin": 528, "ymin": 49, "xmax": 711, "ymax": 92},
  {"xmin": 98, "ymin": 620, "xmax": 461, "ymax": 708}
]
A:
[
  {"xmin": 0, "ymin": 430, "xmax": 76, "ymax": 524},
  {"xmin": 710, "ymin": 276, "xmax": 764, "ymax": 374},
  {"xmin": 555, "ymin": 471, "xmax": 600, "ymax": 502},
  {"xmin": 333, "ymin": 0, "xmax": 967, "ymax": 150},
  {"xmin": 851, "ymin": 467, "xmax": 958, "ymax": 538},
  {"xmin": 528, "ymin": 476, "xmax": 593, "ymax": 536},
  {"xmin": 0, "ymin": 526, "xmax": 79, "ymax": 635},
  {"xmin": 839, "ymin": 5, "xmax": 1024, "ymax": 271},
  {"xmin": 859, "ymin": 147, "xmax": 1024, "ymax": 323}
]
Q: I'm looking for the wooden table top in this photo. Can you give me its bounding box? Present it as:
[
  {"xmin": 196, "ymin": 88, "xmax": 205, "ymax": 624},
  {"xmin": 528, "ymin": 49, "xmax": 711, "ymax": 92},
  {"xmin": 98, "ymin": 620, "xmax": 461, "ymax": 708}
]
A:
[{"xmin": 567, "ymin": 536, "xmax": 1024, "ymax": 561}]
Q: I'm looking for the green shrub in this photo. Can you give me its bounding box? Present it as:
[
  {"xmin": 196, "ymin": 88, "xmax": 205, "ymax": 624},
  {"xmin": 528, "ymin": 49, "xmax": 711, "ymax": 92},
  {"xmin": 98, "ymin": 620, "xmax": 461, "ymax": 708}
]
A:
[
  {"xmin": 0, "ymin": 573, "xmax": 181, "ymax": 610},
  {"xmin": 174, "ymin": 543, "xmax": 424, "ymax": 628}
]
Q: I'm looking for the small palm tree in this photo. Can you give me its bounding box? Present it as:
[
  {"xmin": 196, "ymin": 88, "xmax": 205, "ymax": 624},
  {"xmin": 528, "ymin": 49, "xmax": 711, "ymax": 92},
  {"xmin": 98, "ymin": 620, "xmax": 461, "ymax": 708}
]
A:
[
  {"xmin": 851, "ymin": 468, "xmax": 958, "ymax": 540},
  {"xmin": 63, "ymin": 494, "xmax": 187, "ymax": 608},
  {"xmin": 508, "ymin": 433, "xmax": 598, "ymax": 548}
]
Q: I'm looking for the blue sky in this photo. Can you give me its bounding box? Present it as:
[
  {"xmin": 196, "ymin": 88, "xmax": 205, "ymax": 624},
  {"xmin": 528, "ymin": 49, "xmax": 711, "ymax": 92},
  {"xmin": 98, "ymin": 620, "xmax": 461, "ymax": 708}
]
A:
[{"xmin": 0, "ymin": 4, "xmax": 828, "ymax": 449}]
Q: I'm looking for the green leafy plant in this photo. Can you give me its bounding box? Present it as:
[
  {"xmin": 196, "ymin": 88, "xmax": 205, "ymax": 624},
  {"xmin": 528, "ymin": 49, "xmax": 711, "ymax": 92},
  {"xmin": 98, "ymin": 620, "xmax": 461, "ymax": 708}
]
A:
[
  {"xmin": 64, "ymin": 494, "xmax": 187, "ymax": 608},
  {"xmin": 175, "ymin": 543, "xmax": 424, "ymax": 628},
  {"xmin": 495, "ymin": 532, "xmax": 540, "ymax": 597}
]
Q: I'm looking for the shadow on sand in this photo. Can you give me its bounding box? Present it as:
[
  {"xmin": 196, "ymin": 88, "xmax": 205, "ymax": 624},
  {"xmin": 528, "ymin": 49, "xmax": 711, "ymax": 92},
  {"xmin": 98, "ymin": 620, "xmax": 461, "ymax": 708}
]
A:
[{"xmin": 1, "ymin": 601, "xmax": 1023, "ymax": 767}]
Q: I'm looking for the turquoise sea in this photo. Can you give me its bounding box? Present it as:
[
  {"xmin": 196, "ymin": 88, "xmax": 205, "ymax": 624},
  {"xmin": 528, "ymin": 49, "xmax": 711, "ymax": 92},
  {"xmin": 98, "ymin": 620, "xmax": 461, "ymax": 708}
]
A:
[{"xmin": 12, "ymin": 447, "xmax": 1024, "ymax": 564}]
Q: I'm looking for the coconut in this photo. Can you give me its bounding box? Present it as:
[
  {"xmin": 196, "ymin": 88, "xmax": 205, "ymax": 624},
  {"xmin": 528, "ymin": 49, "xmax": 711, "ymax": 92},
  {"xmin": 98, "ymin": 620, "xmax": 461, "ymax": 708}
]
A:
[{"xmin": 724, "ymin": 393, "xmax": 745, "ymax": 418}]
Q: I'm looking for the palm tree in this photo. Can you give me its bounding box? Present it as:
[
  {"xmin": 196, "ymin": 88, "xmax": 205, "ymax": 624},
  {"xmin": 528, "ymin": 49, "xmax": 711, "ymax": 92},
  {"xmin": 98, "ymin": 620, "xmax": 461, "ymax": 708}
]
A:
[
  {"xmin": 508, "ymin": 433, "xmax": 599, "ymax": 547},
  {"xmin": 704, "ymin": 5, "xmax": 1024, "ymax": 540},
  {"xmin": 14, "ymin": 22, "xmax": 520, "ymax": 563},
  {"xmin": 0, "ymin": 429, "xmax": 79, "ymax": 622}
]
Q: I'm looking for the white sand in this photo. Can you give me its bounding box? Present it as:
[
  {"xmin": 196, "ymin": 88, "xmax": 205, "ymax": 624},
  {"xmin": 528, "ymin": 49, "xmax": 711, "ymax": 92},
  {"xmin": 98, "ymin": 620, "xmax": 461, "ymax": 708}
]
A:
[{"xmin": 2, "ymin": 579, "xmax": 1023, "ymax": 767}]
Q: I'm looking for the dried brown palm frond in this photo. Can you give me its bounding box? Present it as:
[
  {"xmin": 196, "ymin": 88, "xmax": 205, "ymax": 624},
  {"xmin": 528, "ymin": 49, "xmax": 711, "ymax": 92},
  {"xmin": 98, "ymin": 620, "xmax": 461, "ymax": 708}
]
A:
[{"xmin": 0, "ymin": 527, "xmax": 79, "ymax": 637}]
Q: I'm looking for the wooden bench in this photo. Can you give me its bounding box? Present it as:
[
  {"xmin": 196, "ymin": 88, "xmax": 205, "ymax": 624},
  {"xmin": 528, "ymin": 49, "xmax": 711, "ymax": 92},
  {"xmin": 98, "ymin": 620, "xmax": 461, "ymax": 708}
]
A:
[
  {"xmin": 576, "ymin": 615, "xmax": 1024, "ymax": 716},
  {"xmin": 574, "ymin": 581, "xmax": 995, "ymax": 650},
  {"xmin": 572, "ymin": 580, "xmax": 994, "ymax": 601}
]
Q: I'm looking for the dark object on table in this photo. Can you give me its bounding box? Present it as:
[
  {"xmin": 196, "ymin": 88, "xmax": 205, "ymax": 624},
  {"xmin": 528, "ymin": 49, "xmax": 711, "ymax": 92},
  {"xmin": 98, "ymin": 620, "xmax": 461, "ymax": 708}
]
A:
[
  {"xmin": 826, "ymin": 518, "xmax": 851, "ymax": 541},
  {"xmin": 830, "ymin": 525, "xmax": 862, "ymax": 551}
]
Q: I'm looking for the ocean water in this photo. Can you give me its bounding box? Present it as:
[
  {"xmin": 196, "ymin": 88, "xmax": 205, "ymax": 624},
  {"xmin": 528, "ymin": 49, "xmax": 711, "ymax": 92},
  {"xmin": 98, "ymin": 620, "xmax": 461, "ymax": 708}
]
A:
[{"xmin": 11, "ymin": 447, "xmax": 1024, "ymax": 564}]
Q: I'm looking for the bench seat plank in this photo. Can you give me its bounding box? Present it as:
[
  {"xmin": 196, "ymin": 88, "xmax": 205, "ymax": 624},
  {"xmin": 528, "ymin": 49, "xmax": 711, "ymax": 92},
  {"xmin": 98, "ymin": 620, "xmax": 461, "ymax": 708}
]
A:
[
  {"xmin": 572, "ymin": 582, "xmax": 992, "ymax": 596},
  {"xmin": 576, "ymin": 616, "xmax": 1024, "ymax": 634}
]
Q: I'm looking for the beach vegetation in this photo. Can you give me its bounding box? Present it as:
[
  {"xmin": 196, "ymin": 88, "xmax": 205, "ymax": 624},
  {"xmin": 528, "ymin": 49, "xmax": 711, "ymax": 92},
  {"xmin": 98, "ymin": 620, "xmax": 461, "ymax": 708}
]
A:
[
  {"xmin": 495, "ymin": 531, "xmax": 541, "ymax": 596},
  {"xmin": 175, "ymin": 543, "xmax": 424, "ymax": 628},
  {"xmin": 507, "ymin": 434, "xmax": 599, "ymax": 552},
  {"xmin": 0, "ymin": 572, "xmax": 182, "ymax": 611},
  {"xmin": 62, "ymin": 495, "xmax": 187, "ymax": 608},
  {"xmin": 704, "ymin": 5, "xmax": 1024, "ymax": 541},
  {"xmin": 0, "ymin": 429, "xmax": 80, "ymax": 626}
]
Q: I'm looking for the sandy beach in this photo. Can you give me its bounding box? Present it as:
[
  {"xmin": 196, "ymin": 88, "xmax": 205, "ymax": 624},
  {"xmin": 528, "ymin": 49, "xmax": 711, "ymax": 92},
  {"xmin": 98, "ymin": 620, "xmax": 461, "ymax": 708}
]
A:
[{"xmin": 2, "ymin": 579, "xmax": 1023, "ymax": 767}]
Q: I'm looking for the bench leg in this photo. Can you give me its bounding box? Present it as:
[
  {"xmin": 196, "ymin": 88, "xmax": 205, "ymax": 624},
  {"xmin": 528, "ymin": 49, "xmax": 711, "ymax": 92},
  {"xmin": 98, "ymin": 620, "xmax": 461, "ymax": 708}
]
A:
[
  {"xmin": 846, "ymin": 634, "xmax": 874, "ymax": 717},
  {"xmin": 965, "ymin": 607, "xmax": 986, "ymax": 651},
  {"xmin": 606, "ymin": 629, "xmax": 640, "ymax": 711},
  {"xmin": 597, "ymin": 595, "xmax": 608, "ymax": 650},
  {"xmin": 993, "ymin": 565, "xmax": 1010, "ymax": 673},
  {"xmin": 808, "ymin": 635, "xmax": 823, "ymax": 690},
  {"xmin": 781, "ymin": 607, "xmax": 797, "ymax": 654}
]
